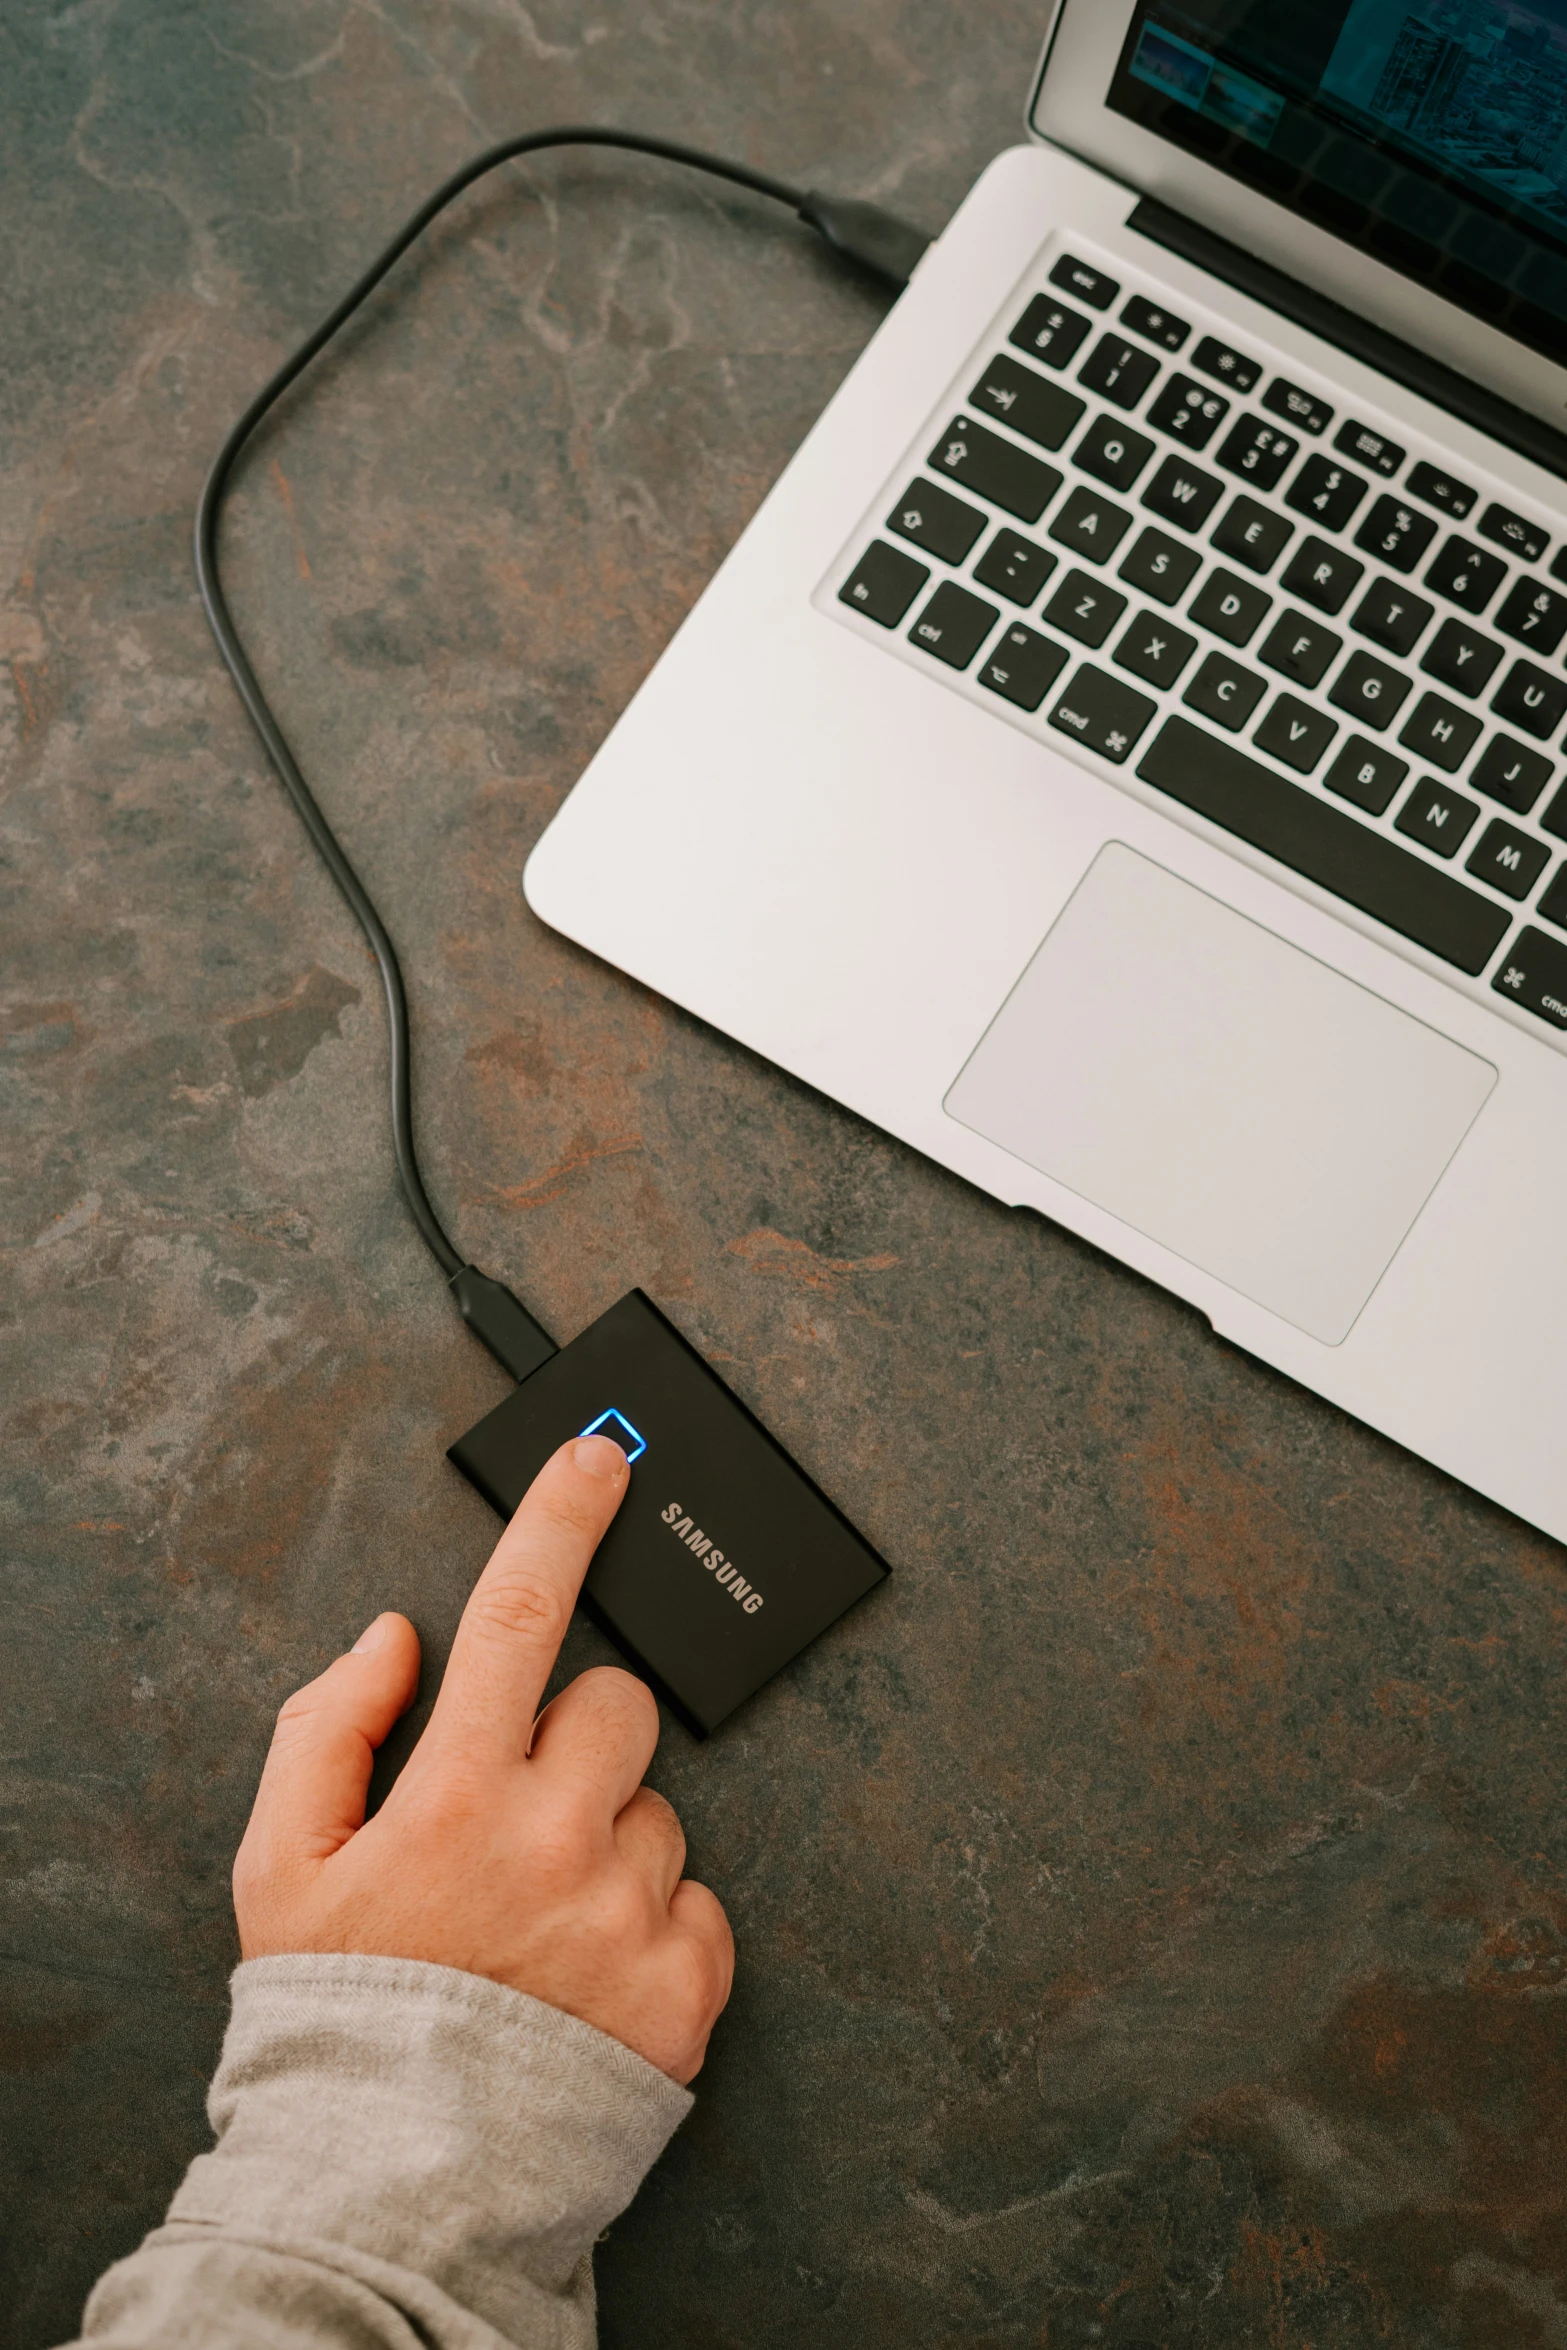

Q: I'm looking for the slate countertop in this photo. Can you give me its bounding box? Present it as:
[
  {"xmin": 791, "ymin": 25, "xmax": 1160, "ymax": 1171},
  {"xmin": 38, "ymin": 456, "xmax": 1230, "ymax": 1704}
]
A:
[{"xmin": 6, "ymin": 5, "xmax": 1567, "ymax": 2345}]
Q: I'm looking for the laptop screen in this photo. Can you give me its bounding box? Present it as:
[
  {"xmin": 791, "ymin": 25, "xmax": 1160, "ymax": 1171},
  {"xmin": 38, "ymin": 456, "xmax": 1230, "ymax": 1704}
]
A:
[{"xmin": 1108, "ymin": 1, "xmax": 1567, "ymax": 371}]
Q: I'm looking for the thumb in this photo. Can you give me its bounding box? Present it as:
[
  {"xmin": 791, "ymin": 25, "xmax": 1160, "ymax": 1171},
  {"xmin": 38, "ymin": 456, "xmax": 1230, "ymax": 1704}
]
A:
[{"xmin": 240, "ymin": 1613, "xmax": 422, "ymax": 1874}]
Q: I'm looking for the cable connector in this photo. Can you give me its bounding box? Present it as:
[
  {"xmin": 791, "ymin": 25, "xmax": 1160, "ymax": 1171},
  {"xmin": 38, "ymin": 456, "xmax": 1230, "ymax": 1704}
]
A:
[
  {"xmin": 797, "ymin": 191, "xmax": 932, "ymax": 290},
  {"xmin": 449, "ymin": 1265, "xmax": 557, "ymax": 1383}
]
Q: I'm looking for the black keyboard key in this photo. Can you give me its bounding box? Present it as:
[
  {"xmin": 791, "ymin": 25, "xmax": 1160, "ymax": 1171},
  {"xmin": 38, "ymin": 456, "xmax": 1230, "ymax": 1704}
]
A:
[
  {"xmin": 1335, "ymin": 420, "xmax": 1405, "ymax": 477},
  {"xmin": 1211, "ymin": 496, "xmax": 1294, "ymax": 575},
  {"xmin": 978, "ymin": 623, "xmax": 1070, "ymax": 712},
  {"xmin": 1395, "ymin": 780, "xmax": 1480, "ymax": 858},
  {"xmin": 1052, "ymin": 254, "xmax": 1118, "ymax": 310},
  {"xmin": 1492, "ymin": 659, "xmax": 1567, "ymax": 742},
  {"xmin": 1193, "ymin": 336, "xmax": 1261, "ymax": 394},
  {"xmin": 1139, "ymin": 718, "xmax": 1510, "ymax": 975},
  {"xmin": 1494, "ymin": 577, "xmax": 1567, "ymax": 657},
  {"xmin": 1118, "ymin": 527, "xmax": 1203, "ymax": 606},
  {"xmin": 1122, "ymin": 295, "xmax": 1190, "ymax": 352},
  {"xmin": 1143, "ymin": 455, "xmax": 1224, "ymax": 532},
  {"xmin": 1425, "ymin": 536, "xmax": 1508, "ymax": 615},
  {"xmin": 1281, "ymin": 536, "xmax": 1365, "ymax": 616},
  {"xmin": 840, "ymin": 542, "xmax": 928, "ymax": 627},
  {"xmin": 931, "ymin": 418, "xmax": 1062, "ymax": 524},
  {"xmin": 1352, "ymin": 578, "xmax": 1434, "ymax": 657},
  {"xmin": 1479, "ymin": 503, "xmax": 1550, "ymax": 565},
  {"xmin": 1254, "ymin": 694, "xmax": 1338, "ymax": 774},
  {"xmin": 1148, "ymin": 374, "xmax": 1230, "ymax": 449},
  {"xmin": 1329, "ymin": 650, "xmax": 1413, "ymax": 732},
  {"xmin": 1259, "ymin": 611, "xmax": 1341, "ymax": 688},
  {"xmin": 1407, "ymin": 461, "xmax": 1477, "ymax": 520},
  {"xmin": 1049, "ymin": 665, "xmax": 1157, "ymax": 763},
  {"xmin": 1263, "ymin": 379, "xmax": 1332, "ymax": 435},
  {"xmin": 1011, "ymin": 296, "xmax": 1093, "ymax": 371},
  {"xmin": 1420, "ymin": 617, "xmax": 1503, "ymax": 699},
  {"xmin": 908, "ymin": 581, "xmax": 998, "ymax": 669},
  {"xmin": 1079, "ymin": 335, "xmax": 1161, "ymax": 410},
  {"xmin": 1286, "ymin": 456, "xmax": 1369, "ymax": 533},
  {"xmin": 1553, "ymin": 549, "xmax": 1567, "ymax": 589},
  {"xmin": 1215, "ymin": 416, "xmax": 1298, "ymax": 492},
  {"xmin": 1472, "ymin": 735, "xmax": 1552, "ymax": 815},
  {"xmin": 1539, "ymin": 869, "xmax": 1567, "ymax": 931},
  {"xmin": 887, "ymin": 479, "xmax": 987, "ymax": 565},
  {"xmin": 1355, "ymin": 497, "xmax": 1439, "ymax": 574},
  {"xmin": 1467, "ymin": 819, "xmax": 1552, "ymax": 900},
  {"xmin": 1398, "ymin": 693, "xmax": 1483, "ymax": 772},
  {"xmin": 1324, "ymin": 737, "xmax": 1409, "ymax": 814},
  {"xmin": 1114, "ymin": 610, "xmax": 1198, "ymax": 690},
  {"xmin": 1190, "ymin": 568, "xmax": 1271, "ymax": 646},
  {"xmin": 1049, "ymin": 485, "xmax": 1134, "ymax": 565},
  {"xmin": 1044, "ymin": 569, "xmax": 1128, "ymax": 648},
  {"xmin": 969, "ymin": 355, "xmax": 1087, "ymax": 452},
  {"xmin": 973, "ymin": 528, "xmax": 1058, "ymax": 607},
  {"xmin": 1074, "ymin": 414, "xmax": 1156, "ymax": 492},
  {"xmin": 1494, "ymin": 929, "xmax": 1567, "ymax": 1027},
  {"xmin": 1184, "ymin": 650, "xmax": 1266, "ymax": 732}
]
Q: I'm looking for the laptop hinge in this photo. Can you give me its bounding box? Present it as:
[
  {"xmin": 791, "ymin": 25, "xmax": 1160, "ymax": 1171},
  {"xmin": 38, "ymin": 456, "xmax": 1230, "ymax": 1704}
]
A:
[{"xmin": 1129, "ymin": 197, "xmax": 1567, "ymax": 490}]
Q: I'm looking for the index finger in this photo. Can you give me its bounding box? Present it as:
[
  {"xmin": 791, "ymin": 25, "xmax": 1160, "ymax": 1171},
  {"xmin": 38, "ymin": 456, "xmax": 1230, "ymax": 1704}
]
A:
[{"xmin": 426, "ymin": 1434, "xmax": 630, "ymax": 1764}]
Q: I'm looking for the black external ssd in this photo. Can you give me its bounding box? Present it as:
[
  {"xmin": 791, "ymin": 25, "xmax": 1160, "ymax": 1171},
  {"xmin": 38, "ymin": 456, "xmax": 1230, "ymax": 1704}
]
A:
[{"xmin": 448, "ymin": 1290, "xmax": 889, "ymax": 1735}]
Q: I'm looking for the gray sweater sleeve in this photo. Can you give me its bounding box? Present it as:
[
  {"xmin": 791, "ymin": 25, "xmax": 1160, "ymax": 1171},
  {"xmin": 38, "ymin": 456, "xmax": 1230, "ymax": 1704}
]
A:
[{"xmin": 62, "ymin": 1953, "xmax": 694, "ymax": 2350}]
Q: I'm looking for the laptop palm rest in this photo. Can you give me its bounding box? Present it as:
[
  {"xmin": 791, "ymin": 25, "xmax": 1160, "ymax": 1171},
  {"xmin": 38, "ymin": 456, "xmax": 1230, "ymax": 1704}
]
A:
[{"xmin": 945, "ymin": 843, "xmax": 1497, "ymax": 1347}]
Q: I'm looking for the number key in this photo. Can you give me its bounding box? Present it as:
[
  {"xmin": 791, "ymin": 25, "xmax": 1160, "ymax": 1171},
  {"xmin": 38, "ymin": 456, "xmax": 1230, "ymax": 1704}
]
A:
[
  {"xmin": 1426, "ymin": 535, "xmax": 1509, "ymax": 615},
  {"xmin": 1079, "ymin": 334, "xmax": 1161, "ymax": 410},
  {"xmin": 1494, "ymin": 576, "xmax": 1567, "ymax": 657},
  {"xmin": 1148, "ymin": 374, "xmax": 1230, "ymax": 449},
  {"xmin": 1216, "ymin": 416, "xmax": 1299, "ymax": 492},
  {"xmin": 1286, "ymin": 455, "xmax": 1369, "ymax": 533},
  {"xmin": 1355, "ymin": 496, "xmax": 1438, "ymax": 574}
]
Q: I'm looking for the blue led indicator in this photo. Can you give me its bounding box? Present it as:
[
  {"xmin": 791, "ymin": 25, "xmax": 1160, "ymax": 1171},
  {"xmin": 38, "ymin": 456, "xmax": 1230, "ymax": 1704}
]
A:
[{"xmin": 579, "ymin": 1407, "xmax": 647, "ymax": 1465}]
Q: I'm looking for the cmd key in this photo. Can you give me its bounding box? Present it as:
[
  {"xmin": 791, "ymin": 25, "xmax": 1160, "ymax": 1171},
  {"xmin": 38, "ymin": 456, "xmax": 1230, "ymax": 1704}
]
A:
[{"xmin": 1050, "ymin": 665, "xmax": 1158, "ymax": 763}]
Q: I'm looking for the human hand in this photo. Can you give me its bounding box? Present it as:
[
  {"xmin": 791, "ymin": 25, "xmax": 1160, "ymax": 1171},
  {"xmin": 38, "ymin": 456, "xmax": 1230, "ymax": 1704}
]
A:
[{"xmin": 233, "ymin": 1434, "xmax": 735, "ymax": 2084}]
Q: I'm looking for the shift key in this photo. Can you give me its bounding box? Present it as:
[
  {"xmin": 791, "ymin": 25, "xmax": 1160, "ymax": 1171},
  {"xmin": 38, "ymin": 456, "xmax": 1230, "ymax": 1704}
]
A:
[{"xmin": 930, "ymin": 415, "xmax": 1063, "ymax": 524}]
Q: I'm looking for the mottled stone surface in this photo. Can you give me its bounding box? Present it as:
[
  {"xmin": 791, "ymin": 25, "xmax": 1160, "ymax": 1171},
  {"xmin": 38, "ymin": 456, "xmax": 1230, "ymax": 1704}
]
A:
[{"xmin": 5, "ymin": 5, "xmax": 1567, "ymax": 2345}]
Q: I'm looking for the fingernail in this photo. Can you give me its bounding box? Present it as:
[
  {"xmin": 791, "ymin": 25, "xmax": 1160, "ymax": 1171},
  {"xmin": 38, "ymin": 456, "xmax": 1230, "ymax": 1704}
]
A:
[
  {"xmin": 352, "ymin": 1614, "xmax": 392, "ymax": 1654},
  {"xmin": 574, "ymin": 1434, "xmax": 628, "ymax": 1479}
]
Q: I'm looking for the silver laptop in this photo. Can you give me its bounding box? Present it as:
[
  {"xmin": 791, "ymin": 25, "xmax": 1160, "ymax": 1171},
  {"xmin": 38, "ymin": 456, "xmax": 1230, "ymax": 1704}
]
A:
[{"xmin": 526, "ymin": 0, "xmax": 1567, "ymax": 1547}]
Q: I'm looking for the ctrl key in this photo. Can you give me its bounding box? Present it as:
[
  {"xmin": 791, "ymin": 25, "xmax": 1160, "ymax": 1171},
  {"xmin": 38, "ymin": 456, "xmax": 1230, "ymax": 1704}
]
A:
[
  {"xmin": 1494, "ymin": 927, "xmax": 1567, "ymax": 1029},
  {"xmin": 1049, "ymin": 665, "xmax": 1157, "ymax": 764}
]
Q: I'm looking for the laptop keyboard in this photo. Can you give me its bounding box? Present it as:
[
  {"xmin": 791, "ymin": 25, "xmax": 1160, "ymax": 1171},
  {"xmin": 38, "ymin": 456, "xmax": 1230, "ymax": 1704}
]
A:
[{"xmin": 824, "ymin": 239, "xmax": 1567, "ymax": 1039}]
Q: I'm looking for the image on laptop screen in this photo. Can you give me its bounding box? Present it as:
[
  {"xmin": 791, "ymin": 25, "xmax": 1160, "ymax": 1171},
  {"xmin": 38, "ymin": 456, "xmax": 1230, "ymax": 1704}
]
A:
[{"xmin": 1108, "ymin": 0, "xmax": 1567, "ymax": 367}]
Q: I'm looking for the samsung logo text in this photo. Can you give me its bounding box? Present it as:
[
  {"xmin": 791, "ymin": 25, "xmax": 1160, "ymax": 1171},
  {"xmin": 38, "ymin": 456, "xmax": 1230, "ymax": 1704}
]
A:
[{"xmin": 661, "ymin": 1503, "xmax": 764, "ymax": 1613}]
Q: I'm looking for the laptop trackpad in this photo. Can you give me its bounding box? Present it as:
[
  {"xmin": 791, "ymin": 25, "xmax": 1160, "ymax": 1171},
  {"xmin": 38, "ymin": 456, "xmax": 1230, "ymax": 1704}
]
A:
[{"xmin": 944, "ymin": 843, "xmax": 1497, "ymax": 1346}]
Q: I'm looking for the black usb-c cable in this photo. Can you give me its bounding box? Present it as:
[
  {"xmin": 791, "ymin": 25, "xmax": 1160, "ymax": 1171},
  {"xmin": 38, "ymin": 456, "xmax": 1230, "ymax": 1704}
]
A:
[{"xmin": 194, "ymin": 126, "xmax": 931, "ymax": 1382}]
